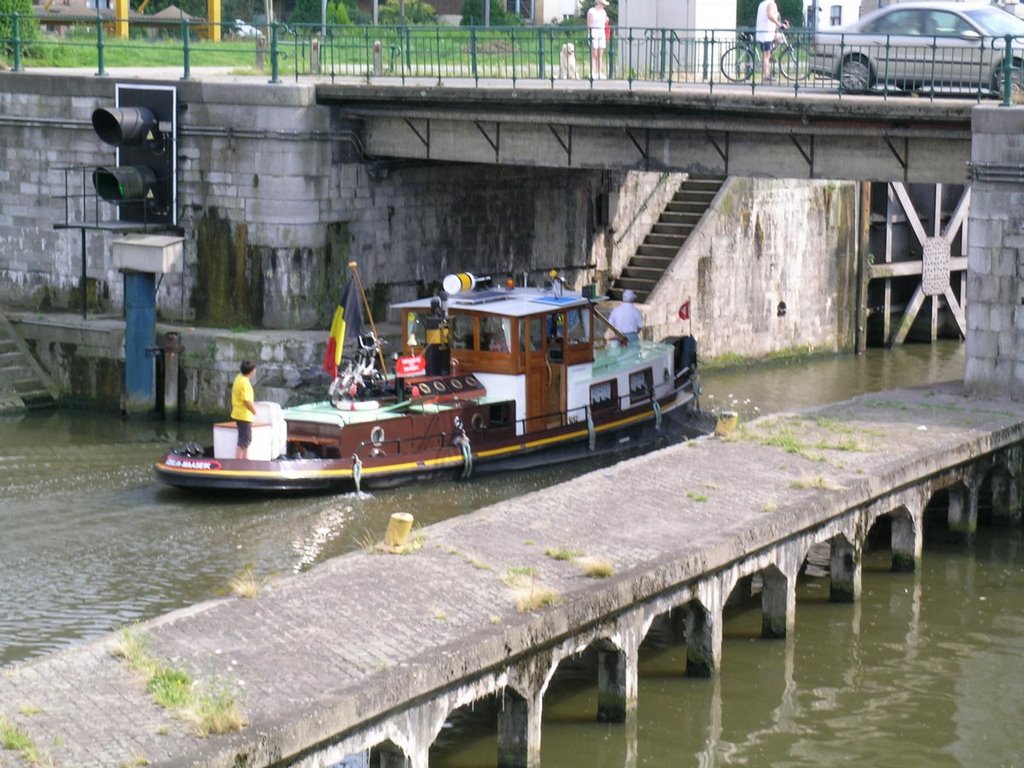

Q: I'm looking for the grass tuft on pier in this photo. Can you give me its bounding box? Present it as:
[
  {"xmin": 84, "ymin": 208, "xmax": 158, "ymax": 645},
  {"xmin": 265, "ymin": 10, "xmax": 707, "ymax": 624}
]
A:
[
  {"xmin": 112, "ymin": 629, "xmax": 246, "ymax": 736},
  {"xmin": 503, "ymin": 566, "xmax": 559, "ymax": 611},
  {"xmin": 229, "ymin": 563, "xmax": 268, "ymax": 599},
  {"xmin": 0, "ymin": 716, "xmax": 49, "ymax": 766}
]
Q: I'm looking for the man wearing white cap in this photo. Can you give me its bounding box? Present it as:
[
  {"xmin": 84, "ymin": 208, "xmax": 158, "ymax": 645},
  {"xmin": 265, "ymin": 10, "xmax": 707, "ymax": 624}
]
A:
[
  {"xmin": 608, "ymin": 289, "xmax": 644, "ymax": 345},
  {"xmin": 587, "ymin": 0, "xmax": 610, "ymax": 79}
]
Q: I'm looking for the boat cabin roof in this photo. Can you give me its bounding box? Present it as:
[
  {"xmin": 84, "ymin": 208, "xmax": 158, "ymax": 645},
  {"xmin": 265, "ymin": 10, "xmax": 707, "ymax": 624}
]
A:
[{"xmin": 392, "ymin": 286, "xmax": 589, "ymax": 318}]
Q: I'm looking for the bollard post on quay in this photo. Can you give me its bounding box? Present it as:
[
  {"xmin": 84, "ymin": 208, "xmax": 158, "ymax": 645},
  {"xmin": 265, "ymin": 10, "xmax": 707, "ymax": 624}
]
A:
[{"xmin": 384, "ymin": 512, "xmax": 414, "ymax": 548}]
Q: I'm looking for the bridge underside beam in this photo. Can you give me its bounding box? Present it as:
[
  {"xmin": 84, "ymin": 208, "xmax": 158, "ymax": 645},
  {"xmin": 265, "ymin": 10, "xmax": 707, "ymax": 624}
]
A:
[{"xmin": 358, "ymin": 116, "xmax": 968, "ymax": 184}]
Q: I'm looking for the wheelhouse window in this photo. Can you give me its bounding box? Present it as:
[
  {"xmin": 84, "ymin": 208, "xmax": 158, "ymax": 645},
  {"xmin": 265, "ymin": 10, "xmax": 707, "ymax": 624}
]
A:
[
  {"xmin": 566, "ymin": 307, "xmax": 591, "ymax": 346},
  {"xmin": 629, "ymin": 368, "xmax": 653, "ymax": 404},
  {"xmin": 405, "ymin": 311, "xmax": 426, "ymax": 348},
  {"xmin": 521, "ymin": 317, "xmax": 542, "ymax": 352},
  {"xmin": 449, "ymin": 314, "xmax": 474, "ymax": 350},
  {"xmin": 479, "ymin": 315, "xmax": 512, "ymax": 353}
]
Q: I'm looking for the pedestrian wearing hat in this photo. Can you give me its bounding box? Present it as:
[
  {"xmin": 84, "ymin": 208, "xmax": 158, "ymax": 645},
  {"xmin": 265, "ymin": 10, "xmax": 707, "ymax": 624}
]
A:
[
  {"xmin": 587, "ymin": 0, "xmax": 610, "ymax": 79},
  {"xmin": 608, "ymin": 289, "xmax": 644, "ymax": 346}
]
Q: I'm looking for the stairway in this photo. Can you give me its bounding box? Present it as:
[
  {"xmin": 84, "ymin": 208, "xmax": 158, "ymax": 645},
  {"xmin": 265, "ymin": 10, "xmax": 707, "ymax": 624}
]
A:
[
  {"xmin": 0, "ymin": 313, "xmax": 58, "ymax": 411},
  {"xmin": 609, "ymin": 177, "xmax": 725, "ymax": 303}
]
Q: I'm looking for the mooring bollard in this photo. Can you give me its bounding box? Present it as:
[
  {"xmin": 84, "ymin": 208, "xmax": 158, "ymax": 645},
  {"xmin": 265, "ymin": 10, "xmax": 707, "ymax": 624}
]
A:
[
  {"xmin": 714, "ymin": 411, "xmax": 739, "ymax": 437},
  {"xmin": 384, "ymin": 512, "xmax": 414, "ymax": 548},
  {"xmin": 373, "ymin": 39, "xmax": 383, "ymax": 76}
]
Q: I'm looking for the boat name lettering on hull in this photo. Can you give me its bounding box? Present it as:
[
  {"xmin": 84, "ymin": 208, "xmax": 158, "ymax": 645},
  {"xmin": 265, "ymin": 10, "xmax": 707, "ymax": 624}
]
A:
[{"xmin": 166, "ymin": 457, "xmax": 222, "ymax": 471}]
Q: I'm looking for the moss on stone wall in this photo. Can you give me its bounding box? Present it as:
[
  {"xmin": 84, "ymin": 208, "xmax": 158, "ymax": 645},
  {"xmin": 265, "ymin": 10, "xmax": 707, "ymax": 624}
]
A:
[
  {"xmin": 67, "ymin": 278, "xmax": 108, "ymax": 315},
  {"xmin": 316, "ymin": 222, "xmax": 350, "ymax": 328},
  {"xmin": 59, "ymin": 342, "xmax": 122, "ymax": 405},
  {"xmin": 192, "ymin": 207, "xmax": 264, "ymax": 328}
]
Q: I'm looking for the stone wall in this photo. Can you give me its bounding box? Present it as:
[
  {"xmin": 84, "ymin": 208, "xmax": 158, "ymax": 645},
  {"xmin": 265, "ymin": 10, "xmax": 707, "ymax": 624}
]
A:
[
  {"xmin": 0, "ymin": 74, "xmax": 604, "ymax": 332},
  {"xmin": 639, "ymin": 178, "xmax": 858, "ymax": 358},
  {"xmin": 965, "ymin": 105, "xmax": 1024, "ymax": 400}
]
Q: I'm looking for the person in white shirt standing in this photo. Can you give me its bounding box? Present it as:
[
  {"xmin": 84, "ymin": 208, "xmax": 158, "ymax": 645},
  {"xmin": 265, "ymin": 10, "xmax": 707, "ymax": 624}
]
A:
[
  {"xmin": 608, "ymin": 289, "xmax": 644, "ymax": 346},
  {"xmin": 755, "ymin": 0, "xmax": 782, "ymax": 82},
  {"xmin": 587, "ymin": 0, "xmax": 610, "ymax": 80}
]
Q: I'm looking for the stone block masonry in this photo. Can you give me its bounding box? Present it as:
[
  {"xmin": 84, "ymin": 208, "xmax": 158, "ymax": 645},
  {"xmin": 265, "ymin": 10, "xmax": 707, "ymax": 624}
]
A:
[
  {"xmin": 0, "ymin": 74, "xmax": 606, "ymax": 334},
  {"xmin": 967, "ymin": 106, "xmax": 1024, "ymax": 400}
]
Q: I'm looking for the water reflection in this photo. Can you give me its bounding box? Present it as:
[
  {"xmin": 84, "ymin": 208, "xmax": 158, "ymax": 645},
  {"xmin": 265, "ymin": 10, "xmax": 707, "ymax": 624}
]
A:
[
  {"xmin": 0, "ymin": 341, "xmax": 967, "ymax": 670},
  {"xmin": 429, "ymin": 525, "xmax": 1023, "ymax": 767}
]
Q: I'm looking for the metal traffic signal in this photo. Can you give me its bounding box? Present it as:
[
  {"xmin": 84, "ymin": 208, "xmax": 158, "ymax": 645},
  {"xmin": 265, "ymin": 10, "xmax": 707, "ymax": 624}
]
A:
[{"xmin": 92, "ymin": 84, "xmax": 177, "ymax": 227}]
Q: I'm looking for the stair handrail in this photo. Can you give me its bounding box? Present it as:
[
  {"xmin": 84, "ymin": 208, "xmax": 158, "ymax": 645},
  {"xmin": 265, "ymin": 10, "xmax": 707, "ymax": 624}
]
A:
[{"xmin": 613, "ymin": 172, "xmax": 677, "ymax": 248}]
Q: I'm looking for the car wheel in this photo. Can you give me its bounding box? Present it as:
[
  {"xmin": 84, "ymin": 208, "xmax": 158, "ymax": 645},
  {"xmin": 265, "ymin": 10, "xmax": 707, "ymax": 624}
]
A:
[
  {"xmin": 839, "ymin": 57, "xmax": 872, "ymax": 93},
  {"xmin": 1000, "ymin": 64, "xmax": 1024, "ymax": 103}
]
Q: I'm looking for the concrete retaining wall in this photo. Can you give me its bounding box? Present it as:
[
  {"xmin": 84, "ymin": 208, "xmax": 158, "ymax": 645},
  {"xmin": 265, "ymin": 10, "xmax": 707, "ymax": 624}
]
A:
[{"xmin": 645, "ymin": 178, "xmax": 859, "ymax": 357}]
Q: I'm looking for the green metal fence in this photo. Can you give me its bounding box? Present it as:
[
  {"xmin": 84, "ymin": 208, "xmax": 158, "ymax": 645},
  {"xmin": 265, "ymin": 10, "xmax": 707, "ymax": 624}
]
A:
[{"xmin": 0, "ymin": 14, "xmax": 1020, "ymax": 103}]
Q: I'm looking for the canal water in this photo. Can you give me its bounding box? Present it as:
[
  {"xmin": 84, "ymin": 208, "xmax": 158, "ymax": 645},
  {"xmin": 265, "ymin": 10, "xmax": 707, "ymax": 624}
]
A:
[{"xmin": 3, "ymin": 340, "xmax": 1021, "ymax": 765}]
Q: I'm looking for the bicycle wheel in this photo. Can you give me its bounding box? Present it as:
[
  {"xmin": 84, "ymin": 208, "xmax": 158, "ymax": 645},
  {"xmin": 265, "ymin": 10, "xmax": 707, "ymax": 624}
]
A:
[
  {"xmin": 776, "ymin": 45, "xmax": 807, "ymax": 82},
  {"xmin": 720, "ymin": 45, "xmax": 757, "ymax": 83}
]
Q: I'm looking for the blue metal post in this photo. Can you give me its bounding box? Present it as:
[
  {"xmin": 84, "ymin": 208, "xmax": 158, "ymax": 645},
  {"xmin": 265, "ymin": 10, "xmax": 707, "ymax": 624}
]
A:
[{"xmin": 123, "ymin": 271, "xmax": 156, "ymax": 413}]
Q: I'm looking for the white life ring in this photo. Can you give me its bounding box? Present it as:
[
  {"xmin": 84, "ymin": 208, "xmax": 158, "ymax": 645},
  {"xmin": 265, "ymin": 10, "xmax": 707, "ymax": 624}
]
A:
[{"xmin": 333, "ymin": 398, "xmax": 380, "ymax": 412}]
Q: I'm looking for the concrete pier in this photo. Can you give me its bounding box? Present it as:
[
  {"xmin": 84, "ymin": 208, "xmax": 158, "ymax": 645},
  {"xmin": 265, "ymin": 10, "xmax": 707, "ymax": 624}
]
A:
[{"xmin": 0, "ymin": 382, "xmax": 1022, "ymax": 768}]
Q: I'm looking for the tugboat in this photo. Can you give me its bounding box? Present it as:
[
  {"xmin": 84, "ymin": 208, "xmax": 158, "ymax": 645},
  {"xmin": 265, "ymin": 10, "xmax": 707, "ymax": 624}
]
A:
[{"xmin": 154, "ymin": 272, "xmax": 701, "ymax": 493}]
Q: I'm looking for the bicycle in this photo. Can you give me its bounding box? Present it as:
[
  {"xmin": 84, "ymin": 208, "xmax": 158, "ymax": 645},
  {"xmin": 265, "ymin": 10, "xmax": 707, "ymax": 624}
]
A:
[{"xmin": 720, "ymin": 23, "xmax": 807, "ymax": 84}]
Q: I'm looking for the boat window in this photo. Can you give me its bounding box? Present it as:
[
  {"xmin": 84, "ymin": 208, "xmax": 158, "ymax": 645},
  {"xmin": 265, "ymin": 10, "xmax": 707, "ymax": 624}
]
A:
[
  {"xmin": 566, "ymin": 308, "xmax": 590, "ymax": 345},
  {"xmin": 479, "ymin": 315, "xmax": 512, "ymax": 353},
  {"xmin": 449, "ymin": 314, "xmax": 475, "ymax": 350},
  {"xmin": 522, "ymin": 318, "xmax": 542, "ymax": 352},
  {"xmin": 590, "ymin": 380, "xmax": 615, "ymax": 411},
  {"xmin": 546, "ymin": 312, "xmax": 565, "ymax": 342},
  {"xmin": 629, "ymin": 368, "xmax": 653, "ymax": 404},
  {"xmin": 489, "ymin": 401, "xmax": 513, "ymax": 426},
  {"xmin": 405, "ymin": 311, "xmax": 425, "ymax": 348}
]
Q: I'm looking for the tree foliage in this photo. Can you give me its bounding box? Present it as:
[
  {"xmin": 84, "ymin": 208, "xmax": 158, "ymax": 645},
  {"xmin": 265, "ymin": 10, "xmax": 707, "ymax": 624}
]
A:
[
  {"xmin": 0, "ymin": 0, "xmax": 39, "ymax": 55},
  {"xmin": 378, "ymin": 0, "xmax": 438, "ymax": 25},
  {"xmin": 459, "ymin": 0, "xmax": 520, "ymax": 27},
  {"xmin": 737, "ymin": 0, "xmax": 805, "ymax": 29},
  {"xmin": 288, "ymin": 0, "xmax": 354, "ymax": 24}
]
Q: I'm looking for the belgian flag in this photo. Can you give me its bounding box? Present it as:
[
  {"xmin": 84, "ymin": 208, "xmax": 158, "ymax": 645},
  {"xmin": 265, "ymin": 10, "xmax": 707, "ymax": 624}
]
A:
[{"xmin": 323, "ymin": 279, "xmax": 363, "ymax": 378}]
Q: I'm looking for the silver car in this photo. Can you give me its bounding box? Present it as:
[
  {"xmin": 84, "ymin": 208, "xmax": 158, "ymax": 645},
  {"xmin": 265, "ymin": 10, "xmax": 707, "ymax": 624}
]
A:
[{"xmin": 809, "ymin": 1, "xmax": 1024, "ymax": 96}]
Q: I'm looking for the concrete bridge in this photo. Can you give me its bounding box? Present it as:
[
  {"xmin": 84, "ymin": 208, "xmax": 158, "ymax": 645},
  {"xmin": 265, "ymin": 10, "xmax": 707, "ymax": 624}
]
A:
[
  {"xmin": 1, "ymin": 382, "xmax": 1022, "ymax": 767},
  {"xmin": 320, "ymin": 83, "xmax": 974, "ymax": 184}
]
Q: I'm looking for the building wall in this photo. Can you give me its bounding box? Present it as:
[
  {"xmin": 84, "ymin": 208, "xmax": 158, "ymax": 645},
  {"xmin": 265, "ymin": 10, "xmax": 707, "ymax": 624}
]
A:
[
  {"xmin": 806, "ymin": 0, "xmax": 861, "ymax": 29},
  {"xmin": 620, "ymin": 0, "xmax": 736, "ymax": 30}
]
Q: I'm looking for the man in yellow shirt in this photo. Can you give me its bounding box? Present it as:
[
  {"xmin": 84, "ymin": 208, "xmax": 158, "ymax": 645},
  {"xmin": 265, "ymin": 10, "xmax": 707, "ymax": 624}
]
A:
[{"xmin": 231, "ymin": 361, "xmax": 257, "ymax": 459}]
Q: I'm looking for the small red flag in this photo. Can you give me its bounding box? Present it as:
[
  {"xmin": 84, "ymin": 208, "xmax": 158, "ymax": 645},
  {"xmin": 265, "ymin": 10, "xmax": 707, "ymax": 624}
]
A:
[{"xmin": 678, "ymin": 299, "xmax": 691, "ymax": 322}]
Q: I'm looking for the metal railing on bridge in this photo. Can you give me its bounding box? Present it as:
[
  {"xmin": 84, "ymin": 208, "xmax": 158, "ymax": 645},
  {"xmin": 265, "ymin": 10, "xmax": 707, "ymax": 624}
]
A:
[{"xmin": 1, "ymin": 14, "xmax": 1021, "ymax": 104}]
